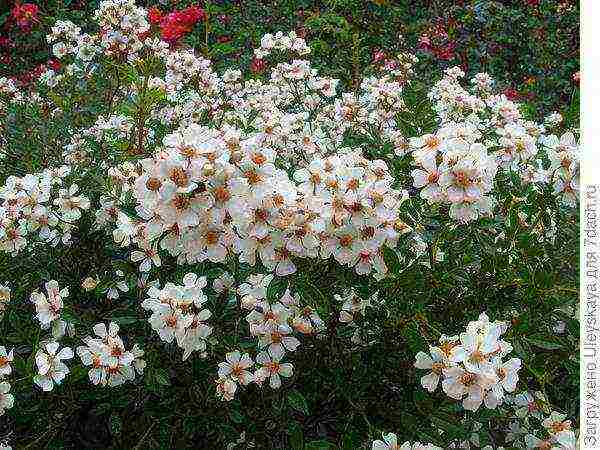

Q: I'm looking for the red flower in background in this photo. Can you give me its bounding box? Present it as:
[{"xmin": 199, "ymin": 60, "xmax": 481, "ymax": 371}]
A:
[
  {"xmin": 433, "ymin": 42, "xmax": 456, "ymax": 61},
  {"xmin": 372, "ymin": 50, "xmax": 386, "ymax": 64},
  {"xmin": 418, "ymin": 19, "xmax": 457, "ymax": 61},
  {"xmin": 572, "ymin": 71, "xmax": 580, "ymax": 84},
  {"xmin": 524, "ymin": 0, "xmax": 540, "ymax": 7},
  {"xmin": 148, "ymin": 7, "xmax": 164, "ymax": 25},
  {"xmin": 0, "ymin": 37, "xmax": 13, "ymax": 48},
  {"xmin": 503, "ymin": 88, "xmax": 520, "ymax": 100},
  {"xmin": 250, "ymin": 58, "xmax": 266, "ymax": 74},
  {"xmin": 159, "ymin": 6, "xmax": 206, "ymax": 45},
  {"xmin": 47, "ymin": 58, "xmax": 61, "ymax": 71},
  {"xmin": 10, "ymin": 2, "xmax": 40, "ymax": 32}
]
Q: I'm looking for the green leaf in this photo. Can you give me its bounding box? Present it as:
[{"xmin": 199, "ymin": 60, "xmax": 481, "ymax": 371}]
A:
[
  {"xmin": 109, "ymin": 413, "xmax": 122, "ymax": 436},
  {"xmin": 212, "ymin": 43, "xmax": 235, "ymax": 56},
  {"xmin": 288, "ymin": 421, "xmax": 304, "ymax": 450},
  {"xmin": 287, "ymin": 389, "xmax": 309, "ymax": 415},
  {"xmin": 110, "ymin": 316, "xmax": 139, "ymax": 325},
  {"xmin": 229, "ymin": 409, "xmax": 244, "ymax": 424},
  {"xmin": 341, "ymin": 431, "xmax": 360, "ymax": 450},
  {"xmin": 267, "ymin": 276, "xmax": 288, "ymax": 302},
  {"xmin": 525, "ymin": 336, "xmax": 563, "ymax": 351},
  {"xmin": 429, "ymin": 412, "xmax": 466, "ymax": 440},
  {"xmin": 154, "ymin": 369, "xmax": 171, "ymax": 386},
  {"xmin": 382, "ymin": 246, "xmax": 401, "ymax": 274}
]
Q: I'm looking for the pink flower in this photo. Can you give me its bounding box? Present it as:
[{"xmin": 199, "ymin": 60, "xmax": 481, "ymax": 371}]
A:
[
  {"xmin": 0, "ymin": 37, "xmax": 13, "ymax": 48},
  {"xmin": 11, "ymin": 2, "xmax": 40, "ymax": 32},
  {"xmin": 250, "ymin": 58, "xmax": 266, "ymax": 74},
  {"xmin": 372, "ymin": 50, "xmax": 386, "ymax": 64},
  {"xmin": 418, "ymin": 35, "xmax": 432, "ymax": 50}
]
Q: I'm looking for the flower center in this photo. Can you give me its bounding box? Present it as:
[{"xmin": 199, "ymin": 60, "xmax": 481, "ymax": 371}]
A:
[
  {"xmin": 205, "ymin": 231, "xmax": 219, "ymax": 245},
  {"xmin": 550, "ymin": 421, "xmax": 570, "ymax": 433},
  {"xmin": 425, "ymin": 136, "xmax": 440, "ymax": 150},
  {"xmin": 244, "ymin": 169, "xmax": 262, "ymax": 185},
  {"xmin": 460, "ymin": 372, "xmax": 477, "ymax": 386},
  {"xmin": 169, "ymin": 167, "xmax": 189, "ymax": 187},
  {"xmin": 431, "ymin": 362, "xmax": 445, "ymax": 374},
  {"xmin": 251, "ymin": 153, "xmax": 267, "ymax": 165},
  {"xmin": 339, "ymin": 235, "xmax": 353, "ymax": 247},
  {"xmin": 173, "ymin": 194, "xmax": 191, "ymax": 211},
  {"xmin": 146, "ymin": 177, "xmax": 162, "ymax": 191},
  {"xmin": 427, "ymin": 171, "xmax": 439, "ymax": 183},
  {"xmin": 214, "ymin": 186, "xmax": 231, "ymax": 203},
  {"xmin": 267, "ymin": 362, "xmax": 280, "ymax": 373}
]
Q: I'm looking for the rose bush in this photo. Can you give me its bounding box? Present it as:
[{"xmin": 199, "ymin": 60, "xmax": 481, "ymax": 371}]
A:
[
  {"xmin": 0, "ymin": 0, "xmax": 580, "ymax": 116},
  {"xmin": 0, "ymin": 1, "xmax": 579, "ymax": 448}
]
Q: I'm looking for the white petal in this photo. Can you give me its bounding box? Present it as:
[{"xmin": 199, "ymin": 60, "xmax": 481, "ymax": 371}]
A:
[
  {"xmin": 414, "ymin": 351, "xmax": 433, "ymax": 369},
  {"xmin": 269, "ymin": 373, "xmax": 281, "ymax": 389}
]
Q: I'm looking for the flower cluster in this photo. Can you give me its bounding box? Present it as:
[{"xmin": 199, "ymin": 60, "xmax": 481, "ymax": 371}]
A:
[
  {"xmin": 47, "ymin": 20, "xmax": 84, "ymax": 60},
  {"xmin": 409, "ymin": 67, "xmax": 580, "ymax": 221},
  {"xmin": 141, "ymin": 273, "xmax": 213, "ymax": 360},
  {"xmin": 471, "ymin": 391, "xmax": 577, "ymax": 449},
  {"xmin": 414, "ymin": 313, "xmax": 521, "ymax": 411},
  {"xmin": 10, "ymin": 2, "xmax": 40, "ymax": 32},
  {"xmin": 372, "ymin": 433, "xmax": 441, "ymax": 450},
  {"xmin": 149, "ymin": 6, "xmax": 206, "ymax": 45},
  {"xmin": 215, "ymin": 275, "xmax": 325, "ymax": 401},
  {"xmin": 77, "ymin": 322, "xmax": 145, "ymax": 387},
  {"xmin": 30, "ymin": 280, "xmax": 71, "ymax": 339},
  {"xmin": 250, "ymin": 30, "xmax": 311, "ymax": 74},
  {"xmin": 93, "ymin": 0, "xmax": 150, "ymax": 61},
  {"xmin": 254, "ymin": 31, "xmax": 311, "ymax": 59},
  {"xmin": 0, "ymin": 345, "xmax": 14, "ymax": 416},
  {"xmin": 114, "ymin": 135, "xmax": 408, "ymax": 279},
  {"xmin": 523, "ymin": 411, "xmax": 577, "ymax": 449},
  {"xmin": 543, "ymin": 131, "xmax": 580, "ymax": 207},
  {"xmin": 33, "ymin": 341, "xmax": 73, "ymax": 392},
  {"xmin": 410, "ymin": 125, "xmax": 498, "ymax": 222},
  {"xmin": 0, "ymin": 168, "xmax": 90, "ymax": 256}
]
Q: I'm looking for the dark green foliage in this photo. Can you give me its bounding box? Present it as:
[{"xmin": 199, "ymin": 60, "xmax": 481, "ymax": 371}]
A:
[{"xmin": 0, "ymin": 0, "xmax": 579, "ymax": 449}]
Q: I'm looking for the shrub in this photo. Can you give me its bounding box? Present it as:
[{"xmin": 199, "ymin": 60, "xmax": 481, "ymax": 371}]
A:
[{"xmin": 0, "ymin": 1, "xmax": 579, "ymax": 448}]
